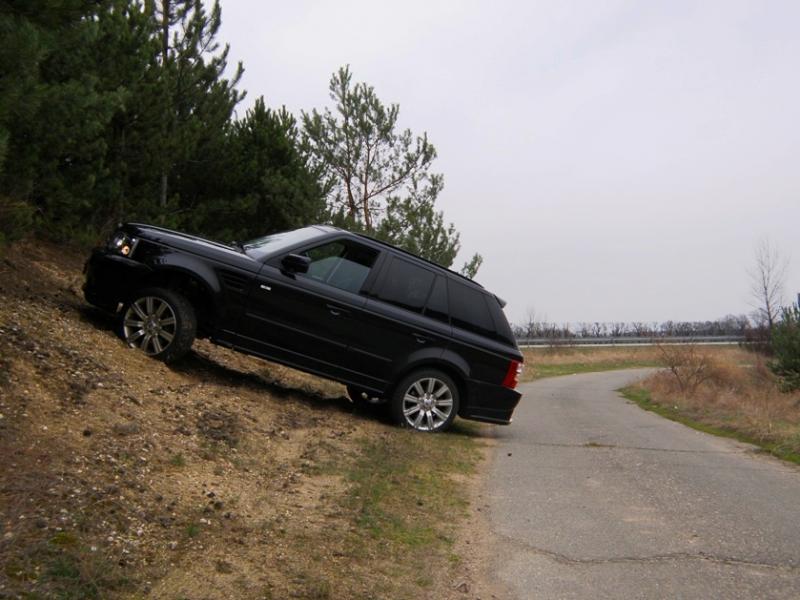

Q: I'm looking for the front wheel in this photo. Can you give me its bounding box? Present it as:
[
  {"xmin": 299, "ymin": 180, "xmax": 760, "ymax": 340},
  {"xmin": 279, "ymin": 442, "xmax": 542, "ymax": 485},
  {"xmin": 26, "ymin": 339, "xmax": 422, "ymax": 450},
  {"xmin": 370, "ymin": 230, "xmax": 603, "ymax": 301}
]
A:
[
  {"xmin": 121, "ymin": 287, "xmax": 196, "ymax": 363},
  {"xmin": 390, "ymin": 369, "xmax": 459, "ymax": 432}
]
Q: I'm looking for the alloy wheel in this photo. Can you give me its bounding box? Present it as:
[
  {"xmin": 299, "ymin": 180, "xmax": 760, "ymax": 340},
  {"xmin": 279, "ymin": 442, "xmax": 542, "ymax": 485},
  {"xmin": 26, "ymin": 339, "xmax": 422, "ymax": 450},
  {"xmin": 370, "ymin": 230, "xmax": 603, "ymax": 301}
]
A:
[
  {"xmin": 401, "ymin": 377, "xmax": 454, "ymax": 431},
  {"xmin": 123, "ymin": 296, "xmax": 177, "ymax": 356}
]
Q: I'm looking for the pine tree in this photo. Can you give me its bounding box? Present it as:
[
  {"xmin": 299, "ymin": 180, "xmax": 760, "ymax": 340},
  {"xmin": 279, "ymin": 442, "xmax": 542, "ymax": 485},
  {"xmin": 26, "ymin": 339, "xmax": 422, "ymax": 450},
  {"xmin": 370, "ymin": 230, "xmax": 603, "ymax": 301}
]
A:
[
  {"xmin": 184, "ymin": 97, "xmax": 327, "ymax": 241},
  {"xmin": 302, "ymin": 66, "xmax": 481, "ymax": 276},
  {"xmin": 0, "ymin": 0, "xmax": 327, "ymax": 248},
  {"xmin": 145, "ymin": 0, "xmax": 243, "ymax": 220},
  {"xmin": 0, "ymin": 0, "xmax": 123, "ymax": 242}
]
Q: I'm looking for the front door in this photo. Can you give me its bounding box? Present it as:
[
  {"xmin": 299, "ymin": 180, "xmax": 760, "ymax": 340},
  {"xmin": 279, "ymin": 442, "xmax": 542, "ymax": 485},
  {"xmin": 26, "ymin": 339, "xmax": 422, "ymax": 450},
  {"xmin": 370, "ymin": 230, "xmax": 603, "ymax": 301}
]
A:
[{"xmin": 238, "ymin": 239, "xmax": 379, "ymax": 379}]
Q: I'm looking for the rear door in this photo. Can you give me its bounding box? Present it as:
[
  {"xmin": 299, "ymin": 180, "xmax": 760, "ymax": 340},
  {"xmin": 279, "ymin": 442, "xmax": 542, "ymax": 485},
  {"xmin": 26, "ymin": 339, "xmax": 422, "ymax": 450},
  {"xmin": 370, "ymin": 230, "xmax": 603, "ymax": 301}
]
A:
[
  {"xmin": 347, "ymin": 257, "xmax": 452, "ymax": 389},
  {"xmin": 447, "ymin": 280, "xmax": 515, "ymax": 385}
]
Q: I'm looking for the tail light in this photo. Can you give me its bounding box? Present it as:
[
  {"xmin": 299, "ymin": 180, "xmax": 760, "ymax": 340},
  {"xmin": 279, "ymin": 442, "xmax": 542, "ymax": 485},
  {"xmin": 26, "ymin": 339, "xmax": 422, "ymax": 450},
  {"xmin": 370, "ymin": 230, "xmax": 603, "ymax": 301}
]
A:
[{"xmin": 502, "ymin": 359, "xmax": 523, "ymax": 389}]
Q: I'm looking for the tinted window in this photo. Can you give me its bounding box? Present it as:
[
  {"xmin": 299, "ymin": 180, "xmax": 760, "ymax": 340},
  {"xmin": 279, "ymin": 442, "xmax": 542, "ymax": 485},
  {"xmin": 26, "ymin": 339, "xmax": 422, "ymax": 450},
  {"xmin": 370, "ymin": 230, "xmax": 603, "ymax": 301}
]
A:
[
  {"xmin": 376, "ymin": 258, "xmax": 435, "ymax": 313},
  {"xmin": 424, "ymin": 276, "xmax": 449, "ymax": 324},
  {"xmin": 300, "ymin": 241, "xmax": 377, "ymax": 294},
  {"xmin": 486, "ymin": 295, "xmax": 516, "ymax": 346},
  {"xmin": 449, "ymin": 280, "xmax": 495, "ymax": 338}
]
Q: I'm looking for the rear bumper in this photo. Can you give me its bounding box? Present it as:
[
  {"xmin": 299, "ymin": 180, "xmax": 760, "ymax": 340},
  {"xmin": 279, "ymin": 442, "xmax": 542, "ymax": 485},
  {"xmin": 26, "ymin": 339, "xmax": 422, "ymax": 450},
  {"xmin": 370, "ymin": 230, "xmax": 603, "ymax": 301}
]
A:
[
  {"xmin": 459, "ymin": 380, "xmax": 522, "ymax": 425},
  {"xmin": 83, "ymin": 249, "xmax": 151, "ymax": 311}
]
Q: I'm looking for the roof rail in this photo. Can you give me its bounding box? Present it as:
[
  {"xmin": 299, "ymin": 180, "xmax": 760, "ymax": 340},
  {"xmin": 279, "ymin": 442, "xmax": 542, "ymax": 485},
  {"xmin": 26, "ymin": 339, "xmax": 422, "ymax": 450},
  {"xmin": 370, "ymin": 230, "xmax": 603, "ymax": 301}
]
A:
[{"xmin": 352, "ymin": 231, "xmax": 484, "ymax": 288}]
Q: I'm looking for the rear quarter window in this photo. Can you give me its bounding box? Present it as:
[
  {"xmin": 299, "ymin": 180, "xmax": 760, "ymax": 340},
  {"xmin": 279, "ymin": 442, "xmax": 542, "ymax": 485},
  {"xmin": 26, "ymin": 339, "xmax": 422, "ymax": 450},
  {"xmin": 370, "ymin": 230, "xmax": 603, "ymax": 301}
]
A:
[
  {"xmin": 486, "ymin": 295, "xmax": 516, "ymax": 346},
  {"xmin": 448, "ymin": 280, "xmax": 496, "ymax": 338}
]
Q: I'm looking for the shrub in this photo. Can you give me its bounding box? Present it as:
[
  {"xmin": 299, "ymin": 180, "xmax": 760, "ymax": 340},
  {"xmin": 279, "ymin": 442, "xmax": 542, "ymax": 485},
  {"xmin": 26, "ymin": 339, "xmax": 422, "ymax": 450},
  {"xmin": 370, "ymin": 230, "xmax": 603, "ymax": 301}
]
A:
[
  {"xmin": 0, "ymin": 196, "xmax": 35, "ymax": 248},
  {"xmin": 771, "ymin": 305, "xmax": 800, "ymax": 391},
  {"xmin": 655, "ymin": 343, "xmax": 716, "ymax": 396}
]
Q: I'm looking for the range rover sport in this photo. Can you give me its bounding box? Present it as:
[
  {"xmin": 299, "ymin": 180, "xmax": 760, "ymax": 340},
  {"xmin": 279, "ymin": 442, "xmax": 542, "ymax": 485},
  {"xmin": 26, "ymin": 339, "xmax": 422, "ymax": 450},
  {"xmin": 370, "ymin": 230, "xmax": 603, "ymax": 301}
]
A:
[{"xmin": 84, "ymin": 224, "xmax": 523, "ymax": 432}]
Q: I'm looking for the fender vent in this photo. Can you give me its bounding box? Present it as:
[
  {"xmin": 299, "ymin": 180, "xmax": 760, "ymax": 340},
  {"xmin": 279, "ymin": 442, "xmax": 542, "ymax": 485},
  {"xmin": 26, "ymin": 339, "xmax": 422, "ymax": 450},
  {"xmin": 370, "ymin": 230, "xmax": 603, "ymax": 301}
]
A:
[{"xmin": 219, "ymin": 270, "xmax": 250, "ymax": 294}]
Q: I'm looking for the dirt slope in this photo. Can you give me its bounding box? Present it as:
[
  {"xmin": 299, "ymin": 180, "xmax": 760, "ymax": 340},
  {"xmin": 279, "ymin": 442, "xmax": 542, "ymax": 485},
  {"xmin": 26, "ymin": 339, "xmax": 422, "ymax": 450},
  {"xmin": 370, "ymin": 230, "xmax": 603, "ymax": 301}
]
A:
[
  {"xmin": 0, "ymin": 241, "xmax": 499, "ymax": 599},
  {"xmin": 0, "ymin": 240, "xmax": 364, "ymax": 597}
]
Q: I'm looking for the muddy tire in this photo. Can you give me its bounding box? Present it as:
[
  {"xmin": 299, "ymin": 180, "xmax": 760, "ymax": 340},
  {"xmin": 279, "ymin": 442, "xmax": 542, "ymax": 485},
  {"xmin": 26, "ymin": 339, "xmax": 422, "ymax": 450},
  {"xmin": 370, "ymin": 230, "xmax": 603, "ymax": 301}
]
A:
[{"xmin": 121, "ymin": 287, "xmax": 196, "ymax": 363}]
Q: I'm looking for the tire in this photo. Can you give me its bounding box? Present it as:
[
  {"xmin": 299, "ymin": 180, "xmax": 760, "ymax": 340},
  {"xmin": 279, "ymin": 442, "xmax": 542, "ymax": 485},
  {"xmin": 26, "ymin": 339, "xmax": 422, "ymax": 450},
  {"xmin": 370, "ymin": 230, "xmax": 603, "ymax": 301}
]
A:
[
  {"xmin": 390, "ymin": 368, "xmax": 459, "ymax": 432},
  {"xmin": 346, "ymin": 384, "xmax": 385, "ymax": 406},
  {"xmin": 121, "ymin": 287, "xmax": 196, "ymax": 363}
]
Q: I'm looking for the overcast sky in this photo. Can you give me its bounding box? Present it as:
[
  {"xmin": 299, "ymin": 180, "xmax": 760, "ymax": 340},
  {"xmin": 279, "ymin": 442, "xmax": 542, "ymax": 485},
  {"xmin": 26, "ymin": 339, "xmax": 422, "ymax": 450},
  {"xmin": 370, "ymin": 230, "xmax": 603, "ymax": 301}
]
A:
[{"xmin": 218, "ymin": 0, "xmax": 799, "ymax": 326}]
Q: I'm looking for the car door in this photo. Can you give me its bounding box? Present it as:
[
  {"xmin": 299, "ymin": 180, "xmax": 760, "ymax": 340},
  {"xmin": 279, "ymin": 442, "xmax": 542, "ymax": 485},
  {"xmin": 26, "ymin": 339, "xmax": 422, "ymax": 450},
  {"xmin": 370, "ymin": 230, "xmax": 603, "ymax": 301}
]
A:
[
  {"xmin": 238, "ymin": 238, "xmax": 379, "ymax": 378},
  {"xmin": 346, "ymin": 257, "xmax": 452, "ymax": 389},
  {"xmin": 446, "ymin": 279, "xmax": 512, "ymax": 386}
]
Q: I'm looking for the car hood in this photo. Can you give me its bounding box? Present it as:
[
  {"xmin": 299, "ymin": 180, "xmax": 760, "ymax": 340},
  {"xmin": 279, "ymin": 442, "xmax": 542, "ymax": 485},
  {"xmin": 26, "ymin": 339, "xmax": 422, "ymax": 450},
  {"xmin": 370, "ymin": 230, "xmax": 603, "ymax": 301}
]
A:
[{"xmin": 124, "ymin": 223, "xmax": 260, "ymax": 270}]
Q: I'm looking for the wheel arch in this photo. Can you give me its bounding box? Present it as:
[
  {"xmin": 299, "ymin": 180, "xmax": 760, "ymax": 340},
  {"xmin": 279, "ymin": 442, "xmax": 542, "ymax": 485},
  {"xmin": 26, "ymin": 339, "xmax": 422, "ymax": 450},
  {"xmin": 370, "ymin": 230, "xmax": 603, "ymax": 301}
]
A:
[
  {"xmin": 388, "ymin": 356, "xmax": 470, "ymax": 415},
  {"xmin": 132, "ymin": 265, "xmax": 220, "ymax": 338}
]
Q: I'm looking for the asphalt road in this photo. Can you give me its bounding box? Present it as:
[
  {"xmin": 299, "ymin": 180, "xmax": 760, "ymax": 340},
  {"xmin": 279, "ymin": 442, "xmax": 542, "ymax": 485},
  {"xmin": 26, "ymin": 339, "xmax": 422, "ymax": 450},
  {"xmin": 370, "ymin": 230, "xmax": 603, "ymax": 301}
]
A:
[{"xmin": 485, "ymin": 369, "xmax": 800, "ymax": 599}]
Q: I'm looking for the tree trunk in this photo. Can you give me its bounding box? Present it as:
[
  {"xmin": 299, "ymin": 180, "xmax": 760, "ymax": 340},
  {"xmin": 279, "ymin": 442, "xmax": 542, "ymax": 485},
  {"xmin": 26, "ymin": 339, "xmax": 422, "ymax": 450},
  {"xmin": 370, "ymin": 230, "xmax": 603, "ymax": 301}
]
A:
[
  {"xmin": 159, "ymin": 0, "xmax": 170, "ymax": 211},
  {"xmin": 362, "ymin": 195, "xmax": 371, "ymax": 230},
  {"xmin": 161, "ymin": 0, "xmax": 170, "ymax": 65},
  {"xmin": 160, "ymin": 171, "xmax": 168, "ymax": 210}
]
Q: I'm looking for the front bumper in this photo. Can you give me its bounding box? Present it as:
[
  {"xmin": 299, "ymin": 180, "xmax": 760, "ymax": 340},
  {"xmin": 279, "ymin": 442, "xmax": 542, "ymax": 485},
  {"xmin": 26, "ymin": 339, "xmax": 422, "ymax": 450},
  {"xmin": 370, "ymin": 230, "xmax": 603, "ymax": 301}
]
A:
[{"xmin": 83, "ymin": 249, "xmax": 151, "ymax": 312}]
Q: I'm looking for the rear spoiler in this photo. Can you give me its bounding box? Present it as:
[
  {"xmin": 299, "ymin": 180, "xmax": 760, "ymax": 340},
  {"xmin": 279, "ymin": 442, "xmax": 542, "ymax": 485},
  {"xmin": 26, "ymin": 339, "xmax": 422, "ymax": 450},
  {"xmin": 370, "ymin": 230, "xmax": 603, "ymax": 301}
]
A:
[{"xmin": 494, "ymin": 295, "xmax": 507, "ymax": 308}]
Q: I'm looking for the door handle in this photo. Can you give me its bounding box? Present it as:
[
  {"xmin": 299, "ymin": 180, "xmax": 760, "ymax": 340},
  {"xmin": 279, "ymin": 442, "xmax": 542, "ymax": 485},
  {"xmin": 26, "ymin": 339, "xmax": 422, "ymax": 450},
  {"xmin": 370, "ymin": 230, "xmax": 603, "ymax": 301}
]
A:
[
  {"xmin": 326, "ymin": 304, "xmax": 349, "ymax": 317},
  {"xmin": 413, "ymin": 333, "xmax": 429, "ymax": 344},
  {"xmin": 259, "ymin": 284, "xmax": 272, "ymax": 292}
]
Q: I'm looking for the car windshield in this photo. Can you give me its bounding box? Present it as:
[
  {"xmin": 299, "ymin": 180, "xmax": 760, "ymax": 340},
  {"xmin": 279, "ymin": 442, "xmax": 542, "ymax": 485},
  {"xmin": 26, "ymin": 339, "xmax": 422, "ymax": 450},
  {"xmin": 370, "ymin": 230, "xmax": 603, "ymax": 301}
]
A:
[{"xmin": 242, "ymin": 227, "xmax": 325, "ymax": 259}]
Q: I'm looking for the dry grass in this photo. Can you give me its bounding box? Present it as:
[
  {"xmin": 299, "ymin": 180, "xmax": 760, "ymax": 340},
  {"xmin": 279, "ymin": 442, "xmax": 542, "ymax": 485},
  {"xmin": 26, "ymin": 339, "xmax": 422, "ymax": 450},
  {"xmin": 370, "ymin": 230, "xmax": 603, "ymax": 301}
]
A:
[
  {"xmin": 520, "ymin": 344, "xmax": 751, "ymax": 381},
  {"xmin": 624, "ymin": 346, "xmax": 800, "ymax": 462},
  {"xmin": 520, "ymin": 345, "xmax": 729, "ymax": 381}
]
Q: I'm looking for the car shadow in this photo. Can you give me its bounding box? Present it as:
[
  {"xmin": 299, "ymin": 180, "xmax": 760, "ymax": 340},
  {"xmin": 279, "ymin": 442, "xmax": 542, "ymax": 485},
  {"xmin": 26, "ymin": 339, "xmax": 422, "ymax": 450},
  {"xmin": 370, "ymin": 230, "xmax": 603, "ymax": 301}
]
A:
[
  {"xmin": 76, "ymin": 304, "xmax": 119, "ymax": 332},
  {"xmin": 173, "ymin": 350, "xmax": 405, "ymax": 428},
  {"xmin": 76, "ymin": 303, "xmax": 489, "ymax": 437}
]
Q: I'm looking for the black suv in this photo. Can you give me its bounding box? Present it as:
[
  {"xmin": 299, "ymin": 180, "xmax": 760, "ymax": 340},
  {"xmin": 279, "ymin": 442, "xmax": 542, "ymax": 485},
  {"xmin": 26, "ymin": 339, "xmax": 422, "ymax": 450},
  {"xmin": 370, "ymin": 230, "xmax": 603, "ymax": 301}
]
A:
[{"xmin": 84, "ymin": 224, "xmax": 523, "ymax": 432}]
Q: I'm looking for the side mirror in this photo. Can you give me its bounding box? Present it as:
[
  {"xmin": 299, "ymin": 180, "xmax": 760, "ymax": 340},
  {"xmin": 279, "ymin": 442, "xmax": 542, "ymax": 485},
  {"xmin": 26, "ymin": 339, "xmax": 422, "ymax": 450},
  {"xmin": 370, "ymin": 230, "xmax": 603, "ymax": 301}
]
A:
[{"xmin": 281, "ymin": 253, "xmax": 311, "ymax": 274}]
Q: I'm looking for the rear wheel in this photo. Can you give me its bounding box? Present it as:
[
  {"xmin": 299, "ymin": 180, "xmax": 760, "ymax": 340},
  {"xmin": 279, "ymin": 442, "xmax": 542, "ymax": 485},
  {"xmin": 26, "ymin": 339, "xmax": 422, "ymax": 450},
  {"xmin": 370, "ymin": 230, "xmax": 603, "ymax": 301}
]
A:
[
  {"xmin": 121, "ymin": 287, "xmax": 196, "ymax": 363},
  {"xmin": 390, "ymin": 369, "xmax": 459, "ymax": 432}
]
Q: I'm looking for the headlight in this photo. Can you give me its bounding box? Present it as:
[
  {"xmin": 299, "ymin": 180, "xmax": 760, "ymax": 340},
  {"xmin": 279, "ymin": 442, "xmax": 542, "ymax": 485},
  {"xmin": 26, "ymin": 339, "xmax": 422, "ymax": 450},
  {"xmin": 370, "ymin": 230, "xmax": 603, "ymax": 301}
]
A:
[{"xmin": 107, "ymin": 231, "xmax": 137, "ymax": 257}]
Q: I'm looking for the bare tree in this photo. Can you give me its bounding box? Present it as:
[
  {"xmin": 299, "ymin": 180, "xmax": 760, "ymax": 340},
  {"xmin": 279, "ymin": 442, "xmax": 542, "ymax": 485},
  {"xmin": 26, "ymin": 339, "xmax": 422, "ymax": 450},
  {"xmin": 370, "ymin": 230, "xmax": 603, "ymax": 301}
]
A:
[
  {"xmin": 656, "ymin": 343, "xmax": 715, "ymax": 396},
  {"xmin": 522, "ymin": 308, "xmax": 539, "ymax": 339},
  {"xmin": 749, "ymin": 237, "xmax": 789, "ymax": 331},
  {"xmin": 610, "ymin": 322, "xmax": 628, "ymax": 337}
]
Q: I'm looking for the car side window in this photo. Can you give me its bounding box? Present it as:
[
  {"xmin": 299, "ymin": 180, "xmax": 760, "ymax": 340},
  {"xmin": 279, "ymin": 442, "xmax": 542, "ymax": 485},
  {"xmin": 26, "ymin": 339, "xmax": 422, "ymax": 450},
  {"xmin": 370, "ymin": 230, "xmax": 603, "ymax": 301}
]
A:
[
  {"xmin": 486, "ymin": 295, "xmax": 516, "ymax": 346},
  {"xmin": 300, "ymin": 241, "xmax": 377, "ymax": 294},
  {"xmin": 449, "ymin": 280, "xmax": 495, "ymax": 338},
  {"xmin": 375, "ymin": 257, "xmax": 435, "ymax": 313}
]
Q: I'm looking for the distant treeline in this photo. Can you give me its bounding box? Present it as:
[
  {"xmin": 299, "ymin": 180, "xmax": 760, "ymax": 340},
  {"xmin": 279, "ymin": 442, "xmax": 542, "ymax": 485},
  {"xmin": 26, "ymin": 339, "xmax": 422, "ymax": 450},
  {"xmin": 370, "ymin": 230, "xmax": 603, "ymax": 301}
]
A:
[
  {"xmin": 512, "ymin": 314, "xmax": 755, "ymax": 340},
  {"xmin": 0, "ymin": 1, "xmax": 327, "ymax": 247}
]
